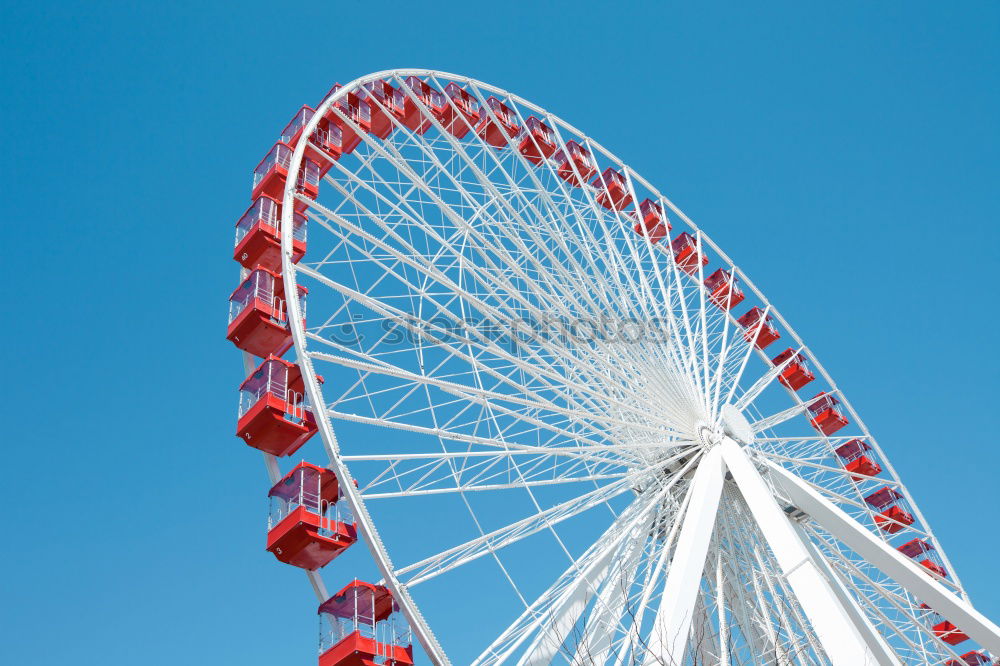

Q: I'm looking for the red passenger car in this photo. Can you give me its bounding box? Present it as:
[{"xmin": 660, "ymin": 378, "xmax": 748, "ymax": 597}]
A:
[
  {"xmin": 476, "ymin": 96, "xmax": 522, "ymax": 148},
  {"xmin": 553, "ymin": 141, "xmax": 597, "ymax": 187},
  {"xmin": 251, "ymin": 142, "xmax": 320, "ymax": 212},
  {"xmin": 236, "ymin": 357, "xmax": 317, "ymax": 457},
  {"xmin": 233, "ymin": 195, "xmax": 306, "ymax": 272},
  {"xmin": 834, "ymin": 438, "xmax": 881, "ymax": 479},
  {"xmin": 771, "ymin": 348, "xmax": 815, "ymax": 391},
  {"xmin": 671, "ymin": 232, "xmax": 709, "ymax": 275},
  {"xmin": 592, "ymin": 168, "xmax": 633, "ymax": 211},
  {"xmin": 517, "ymin": 115, "xmax": 557, "ymax": 165},
  {"xmin": 267, "ymin": 463, "xmax": 357, "ymax": 571},
  {"xmin": 432, "ymin": 83, "xmax": 481, "ymax": 139},
  {"xmin": 737, "ymin": 307, "xmax": 780, "ymax": 349},
  {"xmin": 896, "ymin": 538, "xmax": 948, "ymax": 578},
  {"xmin": 864, "ymin": 485, "xmax": 914, "ymax": 534},
  {"xmin": 806, "ymin": 392, "xmax": 849, "ymax": 435},
  {"xmin": 945, "ymin": 651, "xmax": 992, "ymax": 666},
  {"xmin": 630, "ymin": 198, "xmax": 669, "ymax": 244},
  {"xmin": 279, "ymin": 105, "xmax": 332, "ymax": 171},
  {"xmin": 704, "ymin": 268, "xmax": 745, "ymax": 310},
  {"xmin": 933, "ymin": 620, "xmax": 970, "ymax": 646},
  {"xmin": 226, "ymin": 267, "xmax": 306, "ymax": 358},
  {"xmin": 396, "ymin": 76, "xmax": 435, "ymax": 134},
  {"xmin": 357, "ymin": 79, "xmax": 400, "ymax": 139},
  {"xmin": 629, "ymin": 198, "xmax": 669, "ymax": 241},
  {"xmin": 319, "ymin": 581, "xmax": 414, "ymax": 666},
  {"xmin": 320, "ymin": 85, "xmax": 364, "ymax": 156}
]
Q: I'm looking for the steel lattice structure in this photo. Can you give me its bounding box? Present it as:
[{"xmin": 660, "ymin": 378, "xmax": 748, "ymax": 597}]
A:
[{"xmin": 230, "ymin": 69, "xmax": 1000, "ymax": 666}]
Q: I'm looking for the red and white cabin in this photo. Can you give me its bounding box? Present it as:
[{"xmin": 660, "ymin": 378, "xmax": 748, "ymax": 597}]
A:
[
  {"xmin": 320, "ymin": 85, "xmax": 365, "ymax": 156},
  {"xmin": 251, "ymin": 142, "xmax": 320, "ymax": 212},
  {"xmin": 553, "ymin": 141, "xmax": 597, "ymax": 187},
  {"xmin": 279, "ymin": 105, "xmax": 333, "ymax": 172},
  {"xmin": 806, "ymin": 392, "xmax": 849, "ymax": 435},
  {"xmin": 863, "ymin": 485, "xmax": 914, "ymax": 534},
  {"xmin": 396, "ymin": 76, "xmax": 435, "ymax": 134},
  {"xmin": 946, "ymin": 651, "xmax": 993, "ymax": 666},
  {"xmin": 736, "ymin": 307, "xmax": 780, "ymax": 349},
  {"xmin": 357, "ymin": 79, "xmax": 400, "ymax": 140},
  {"xmin": 896, "ymin": 538, "xmax": 948, "ymax": 578},
  {"xmin": 771, "ymin": 348, "xmax": 816, "ymax": 391},
  {"xmin": 630, "ymin": 198, "xmax": 670, "ymax": 244},
  {"xmin": 280, "ymin": 106, "xmax": 313, "ymax": 147},
  {"xmin": 592, "ymin": 168, "xmax": 633, "ymax": 211},
  {"xmin": 432, "ymin": 83, "xmax": 481, "ymax": 139},
  {"xmin": 834, "ymin": 438, "xmax": 882, "ymax": 479},
  {"xmin": 233, "ymin": 195, "xmax": 306, "ymax": 272},
  {"xmin": 266, "ymin": 463, "xmax": 356, "ymax": 571},
  {"xmin": 517, "ymin": 115, "xmax": 557, "ymax": 165},
  {"xmin": 227, "ymin": 267, "xmax": 306, "ymax": 358},
  {"xmin": 671, "ymin": 232, "xmax": 709, "ymax": 275},
  {"xmin": 319, "ymin": 581, "xmax": 414, "ymax": 666},
  {"xmin": 933, "ymin": 619, "xmax": 970, "ymax": 646},
  {"xmin": 236, "ymin": 356, "xmax": 317, "ymax": 457},
  {"xmin": 704, "ymin": 268, "xmax": 745, "ymax": 310},
  {"xmin": 476, "ymin": 96, "xmax": 521, "ymax": 149}
]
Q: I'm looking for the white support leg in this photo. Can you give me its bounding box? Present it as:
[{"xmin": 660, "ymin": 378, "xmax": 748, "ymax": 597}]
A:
[
  {"xmin": 763, "ymin": 458, "xmax": 1000, "ymax": 656},
  {"xmin": 719, "ymin": 438, "xmax": 879, "ymax": 666},
  {"xmin": 792, "ymin": 522, "xmax": 901, "ymax": 666},
  {"xmin": 570, "ymin": 532, "xmax": 646, "ymax": 665},
  {"xmin": 715, "ymin": 550, "xmax": 729, "ymax": 665},
  {"xmin": 644, "ymin": 445, "xmax": 727, "ymax": 665},
  {"xmin": 518, "ymin": 510, "xmax": 651, "ymax": 666}
]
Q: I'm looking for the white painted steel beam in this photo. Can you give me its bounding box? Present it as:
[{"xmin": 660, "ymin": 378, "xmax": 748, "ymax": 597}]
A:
[
  {"xmin": 719, "ymin": 438, "xmax": 878, "ymax": 666},
  {"xmin": 763, "ymin": 458, "xmax": 1000, "ymax": 656},
  {"xmin": 644, "ymin": 445, "xmax": 727, "ymax": 665},
  {"xmin": 793, "ymin": 522, "xmax": 901, "ymax": 666}
]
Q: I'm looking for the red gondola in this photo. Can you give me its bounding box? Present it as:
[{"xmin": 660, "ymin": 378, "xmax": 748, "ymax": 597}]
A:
[
  {"xmin": 703, "ymin": 268, "xmax": 745, "ymax": 310},
  {"xmin": 834, "ymin": 438, "xmax": 882, "ymax": 479},
  {"xmin": 517, "ymin": 115, "xmax": 557, "ymax": 165},
  {"xmin": 279, "ymin": 105, "xmax": 332, "ymax": 171},
  {"xmin": 864, "ymin": 485, "xmax": 914, "ymax": 534},
  {"xmin": 629, "ymin": 198, "xmax": 670, "ymax": 244},
  {"xmin": 671, "ymin": 232, "xmax": 710, "ymax": 275},
  {"xmin": 267, "ymin": 463, "xmax": 357, "ymax": 571},
  {"xmin": 319, "ymin": 581, "xmax": 414, "ymax": 666},
  {"xmin": 896, "ymin": 538, "xmax": 948, "ymax": 578},
  {"xmin": 945, "ymin": 651, "xmax": 992, "ymax": 666},
  {"xmin": 233, "ymin": 195, "xmax": 306, "ymax": 272},
  {"xmin": 357, "ymin": 79, "xmax": 399, "ymax": 139},
  {"xmin": 432, "ymin": 83, "xmax": 481, "ymax": 139},
  {"xmin": 933, "ymin": 621, "xmax": 970, "ymax": 646},
  {"xmin": 771, "ymin": 348, "xmax": 815, "ymax": 391},
  {"xmin": 226, "ymin": 267, "xmax": 307, "ymax": 358},
  {"xmin": 251, "ymin": 142, "xmax": 320, "ymax": 212},
  {"xmin": 592, "ymin": 168, "xmax": 633, "ymax": 211},
  {"xmin": 236, "ymin": 356, "xmax": 317, "ymax": 457},
  {"xmin": 806, "ymin": 392, "xmax": 849, "ymax": 435},
  {"xmin": 476, "ymin": 96, "xmax": 521, "ymax": 149},
  {"xmin": 320, "ymin": 86, "xmax": 365, "ymax": 155},
  {"xmin": 395, "ymin": 76, "xmax": 435, "ymax": 134},
  {"xmin": 553, "ymin": 140, "xmax": 597, "ymax": 187},
  {"xmin": 737, "ymin": 307, "xmax": 780, "ymax": 349}
]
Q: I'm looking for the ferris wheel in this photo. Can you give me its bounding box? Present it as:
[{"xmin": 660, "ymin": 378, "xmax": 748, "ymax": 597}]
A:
[{"xmin": 227, "ymin": 69, "xmax": 1000, "ymax": 666}]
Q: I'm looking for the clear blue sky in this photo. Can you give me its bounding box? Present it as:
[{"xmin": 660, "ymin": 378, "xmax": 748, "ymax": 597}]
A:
[{"xmin": 2, "ymin": 1, "xmax": 997, "ymax": 663}]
